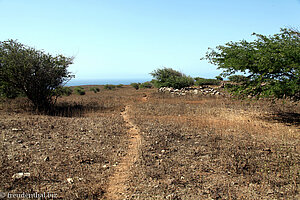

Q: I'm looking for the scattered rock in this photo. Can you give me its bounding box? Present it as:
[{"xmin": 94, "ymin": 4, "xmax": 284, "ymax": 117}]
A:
[
  {"xmin": 12, "ymin": 172, "xmax": 30, "ymax": 179},
  {"xmin": 67, "ymin": 178, "xmax": 74, "ymax": 184},
  {"xmin": 102, "ymin": 164, "xmax": 109, "ymax": 169},
  {"xmin": 267, "ymin": 189, "xmax": 274, "ymax": 194},
  {"xmin": 44, "ymin": 156, "xmax": 50, "ymax": 161},
  {"xmin": 12, "ymin": 128, "xmax": 23, "ymax": 132}
]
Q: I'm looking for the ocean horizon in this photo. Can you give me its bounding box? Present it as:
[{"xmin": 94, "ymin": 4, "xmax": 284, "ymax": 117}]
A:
[{"xmin": 65, "ymin": 78, "xmax": 151, "ymax": 86}]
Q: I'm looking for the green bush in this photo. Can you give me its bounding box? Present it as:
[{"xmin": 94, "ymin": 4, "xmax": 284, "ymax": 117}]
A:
[
  {"xmin": 104, "ymin": 84, "xmax": 116, "ymax": 90},
  {"xmin": 172, "ymin": 76, "xmax": 195, "ymax": 89},
  {"xmin": 116, "ymin": 84, "xmax": 123, "ymax": 88},
  {"xmin": 55, "ymin": 86, "xmax": 73, "ymax": 96},
  {"xmin": 150, "ymin": 67, "xmax": 194, "ymax": 89},
  {"xmin": 74, "ymin": 87, "xmax": 85, "ymax": 95},
  {"xmin": 131, "ymin": 83, "xmax": 140, "ymax": 90},
  {"xmin": 89, "ymin": 87, "xmax": 100, "ymax": 93},
  {"xmin": 139, "ymin": 81, "xmax": 153, "ymax": 89},
  {"xmin": 194, "ymin": 77, "xmax": 221, "ymax": 86}
]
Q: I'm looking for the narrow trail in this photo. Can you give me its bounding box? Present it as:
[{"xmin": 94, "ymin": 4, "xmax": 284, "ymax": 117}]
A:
[{"xmin": 104, "ymin": 104, "xmax": 142, "ymax": 200}]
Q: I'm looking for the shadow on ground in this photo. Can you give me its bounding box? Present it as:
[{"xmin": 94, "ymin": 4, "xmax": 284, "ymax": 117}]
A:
[{"xmin": 265, "ymin": 112, "xmax": 300, "ymax": 126}]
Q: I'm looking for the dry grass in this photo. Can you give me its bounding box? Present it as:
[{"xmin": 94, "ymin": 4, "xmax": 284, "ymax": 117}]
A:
[
  {"xmin": 127, "ymin": 93, "xmax": 299, "ymax": 199},
  {"xmin": 0, "ymin": 86, "xmax": 299, "ymax": 199},
  {"xmin": 0, "ymin": 85, "xmax": 147, "ymax": 199}
]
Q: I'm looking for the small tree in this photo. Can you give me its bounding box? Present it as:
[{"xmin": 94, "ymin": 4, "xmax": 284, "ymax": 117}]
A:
[
  {"xmin": 150, "ymin": 67, "xmax": 194, "ymax": 89},
  {"xmin": 0, "ymin": 40, "xmax": 74, "ymax": 111},
  {"xmin": 203, "ymin": 28, "xmax": 300, "ymax": 100}
]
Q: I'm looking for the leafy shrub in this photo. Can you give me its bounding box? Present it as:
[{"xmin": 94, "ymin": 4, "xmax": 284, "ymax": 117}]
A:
[
  {"xmin": 131, "ymin": 83, "xmax": 140, "ymax": 90},
  {"xmin": 194, "ymin": 77, "xmax": 221, "ymax": 86},
  {"xmin": 116, "ymin": 84, "xmax": 123, "ymax": 88},
  {"xmin": 150, "ymin": 67, "xmax": 194, "ymax": 89},
  {"xmin": 104, "ymin": 84, "xmax": 116, "ymax": 90},
  {"xmin": 74, "ymin": 87, "xmax": 85, "ymax": 95},
  {"xmin": 172, "ymin": 76, "xmax": 195, "ymax": 89},
  {"xmin": 228, "ymin": 75, "xmax": 249, "ymax": 83},
  {"xmin": 89, "ymin": 87, "xmax": 100, "ymax": 93},
  {"xmin": 63, "ymin": 87, "xmax": 73, "ymax": 96},
  {"xmin": 139, "ymin": 81, "xmax": 153, "ymax": 89},
  {"xmin": 55, "ymin": 86, "xmax": 73, "ymax": 96}
]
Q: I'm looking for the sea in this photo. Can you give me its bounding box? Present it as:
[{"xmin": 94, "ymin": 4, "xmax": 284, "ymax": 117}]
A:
[{"xmin": 65, "ymin": 78, "xmax": 151, "ymax": 86}]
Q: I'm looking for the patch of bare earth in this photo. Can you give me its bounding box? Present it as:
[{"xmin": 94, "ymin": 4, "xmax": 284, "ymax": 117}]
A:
[{"xmin": 105, "ymin": 105, "xmax": 142, "ymax": 200}]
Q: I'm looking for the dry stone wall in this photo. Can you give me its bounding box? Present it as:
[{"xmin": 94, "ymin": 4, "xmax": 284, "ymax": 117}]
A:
[{"xmin": 158, "ymin": 86, "xmax": 224, "ymax": 96}]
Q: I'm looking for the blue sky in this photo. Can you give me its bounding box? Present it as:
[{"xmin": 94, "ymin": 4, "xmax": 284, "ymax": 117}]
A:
[{"xmin": 1, "ymin": 0, "xmax": 299, "ymax": 80}]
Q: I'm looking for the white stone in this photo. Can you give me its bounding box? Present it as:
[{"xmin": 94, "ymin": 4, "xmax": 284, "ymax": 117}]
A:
[
  {"xmin": 12, "ymin": 172, "xmax": 30, "ymax": 179},
  {"xmin": 67, "ymin": 178, "xmax": 74, "ymax": 184}
]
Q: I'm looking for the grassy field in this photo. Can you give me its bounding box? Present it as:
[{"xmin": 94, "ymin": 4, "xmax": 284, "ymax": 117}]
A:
[{"xmin": 0, "ymin": 85, "xmax": 299, "ymax": 199}]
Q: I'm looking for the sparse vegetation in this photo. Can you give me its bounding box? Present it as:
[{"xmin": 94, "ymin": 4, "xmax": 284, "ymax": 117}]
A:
[
  {"xmin": 1, "ymin": 29, "xmax": 299, "ymax": 200},
  {"xmin": 104, "ymin": 84, "xmax": 116, "ymax": 90},
  {"xmin": 139, "ymin": 81, "xmax": 153, "ymax": 89},
  {"xmin": 0, "ymin": 85, "xmax": 299, "ymax": 199},
  {"xmin": 74, "ymin": 86, "xmax": 86, "ymax": 95},
  {"xmin": 127, "ymin": 93, "xmax": 299, "ymax": 199},
  {"xmin": 194, "ymin": 77, "xmax": 221, "ymax": 86},
  {"xmin": 131, "ymin": 82, "xmax": 153, "ymax": 90},
  {"xmin": 131, "ymin": 82, "xmax": 140, "ymax": 90},
  {"xmin": 55, "ymin": 86, "xmax": 73, "ymax": 96},
  {"xmin": 89, "ymin": 87, "xmax": 100, "ymax": 93}
]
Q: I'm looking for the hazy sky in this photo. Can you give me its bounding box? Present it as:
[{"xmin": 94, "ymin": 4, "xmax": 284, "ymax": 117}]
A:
[{"xmin": 1, "ymin": 0, "xmax": 299, "ymax": 80}]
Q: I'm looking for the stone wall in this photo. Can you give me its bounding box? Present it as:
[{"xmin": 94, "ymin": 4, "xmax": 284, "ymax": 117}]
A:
[{"xmin": 158, "ymin": 86, "xmax": 224, "ymax": 96}]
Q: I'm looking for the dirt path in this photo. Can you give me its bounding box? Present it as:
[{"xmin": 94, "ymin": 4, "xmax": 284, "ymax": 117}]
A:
[{"xmin": 104, "ymin": 105, "xmax": 142, "ymax": 200}]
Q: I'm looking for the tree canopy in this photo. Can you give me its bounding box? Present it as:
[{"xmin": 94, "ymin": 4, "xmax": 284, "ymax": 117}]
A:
[
  {"xmin": 203, "ymin": 28, "xmax": 300, "ymax": 100},
  {"xmin": 0, "ymin": 40, "xmax": 74, "ymax": 111},
  {"xmin": 150, "ymin": 67, "xmax": 194, "ymax": 89}
]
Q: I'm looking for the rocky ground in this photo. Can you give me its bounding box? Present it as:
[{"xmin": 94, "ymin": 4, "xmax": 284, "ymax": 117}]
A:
[
  {"xmin": 127, "ymin": 94, "xmax": 299, "ymax": 199},
  {"xmin": 0, "ymin": 86, "xmax": 299, "ymax": 199}
]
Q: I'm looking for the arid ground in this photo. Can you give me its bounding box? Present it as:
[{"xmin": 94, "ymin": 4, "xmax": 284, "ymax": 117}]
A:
[{"xmin": 0, "ymin": 85, "xmax": 299, "ymax": 199}]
